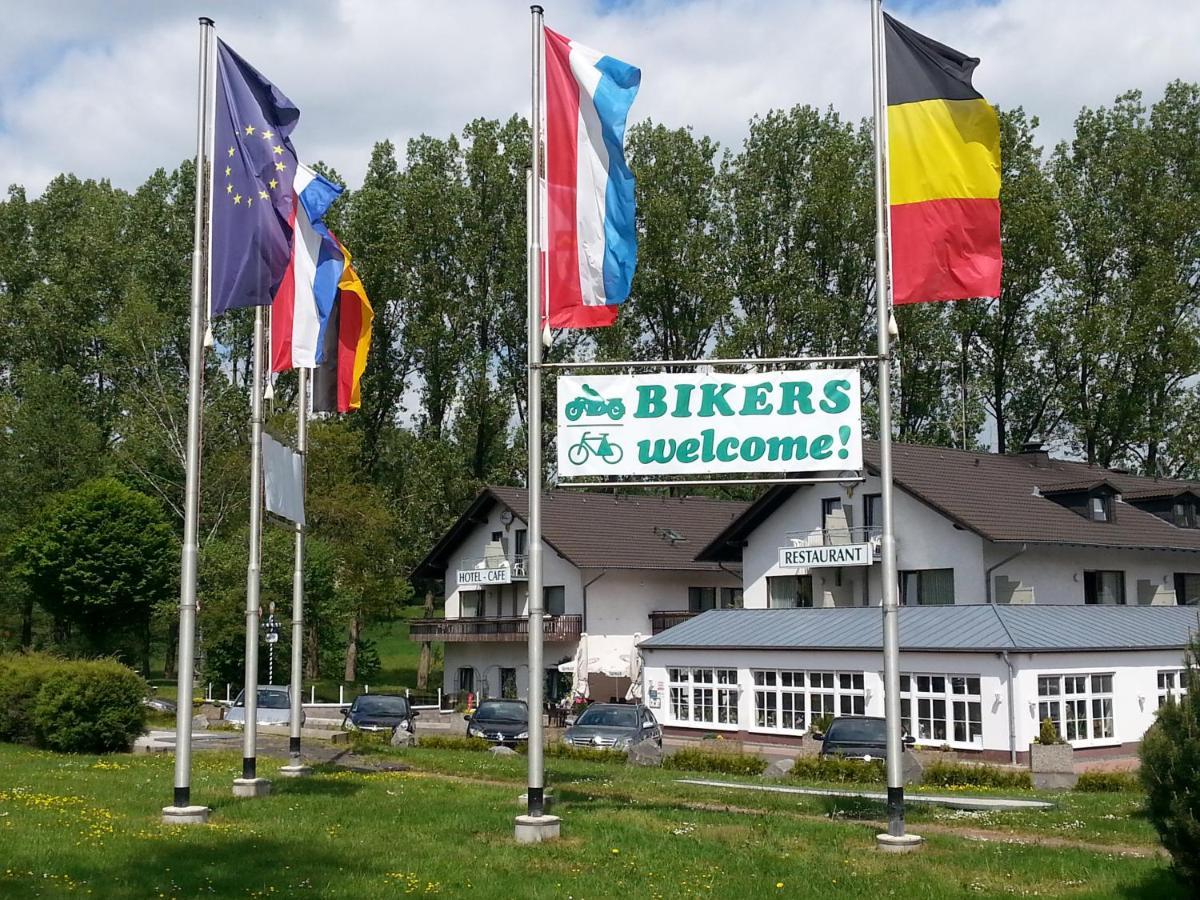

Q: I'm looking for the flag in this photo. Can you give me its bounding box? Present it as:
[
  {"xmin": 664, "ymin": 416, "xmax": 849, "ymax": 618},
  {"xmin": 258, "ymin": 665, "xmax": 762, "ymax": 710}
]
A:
[
  {"xmin": 543, "ymin": 28, "xmax": 640, "ymax": 328},
  {"xmin": 210, "ymin": 40, "xmax": 300, "ymax": 317},
  {"xmin": 271, "ymin": 164, "xmax": 344, "ymax": 371},
  {"xmin": 312, "ymin": 235, "xmax": 373, "ymax": 413},
  {"xmin": 884, "ymin": 13, "xmax": 1001, "ymax": 304}
]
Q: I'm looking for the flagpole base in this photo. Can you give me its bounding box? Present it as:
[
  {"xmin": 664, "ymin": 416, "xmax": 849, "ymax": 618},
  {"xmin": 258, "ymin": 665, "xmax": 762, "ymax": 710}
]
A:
[
  {"xmin": 162, "ymin": 805, "xmax": 210, "ymax": 826},
  {"xmin": 876, "ymin": 832, "xmax": 923, "ymax": 853},
  {"xmin": 279, "ymin": 765, "xmax": 312, "ymax": 779},
  {"xmin": 232, "ymin": 777, "xmax": 271, "ymax": 798},
  {"xmin": 514, "ymin": 814, "xmax": 561, "ymax": 844}
]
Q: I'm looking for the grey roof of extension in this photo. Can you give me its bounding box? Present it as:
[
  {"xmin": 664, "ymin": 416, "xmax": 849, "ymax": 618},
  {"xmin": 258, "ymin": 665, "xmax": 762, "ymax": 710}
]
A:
[{"xmin": 638, "ymin": 605, "xmax": 1200, "ymax": 654}]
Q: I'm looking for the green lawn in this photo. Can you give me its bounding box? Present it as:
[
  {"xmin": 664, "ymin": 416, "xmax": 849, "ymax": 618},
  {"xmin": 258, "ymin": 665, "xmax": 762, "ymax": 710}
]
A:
[{"xmin": 0, "ymin": 742, "xmax": 1185, "ymax": 899}]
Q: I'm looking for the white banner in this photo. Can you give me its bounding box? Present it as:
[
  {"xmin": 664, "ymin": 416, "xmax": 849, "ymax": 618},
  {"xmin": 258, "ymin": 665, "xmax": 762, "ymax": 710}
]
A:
[
  {"xmin": 556, "ymin": 370, "xmax": 862, "ymax": 477},
  {"xmin": 262, "ymin": 433, "xmax": 305, "ymax": 525},
  {"xmin": 457, "ymin": 567, "xmax": 512, "ymax": 586}
]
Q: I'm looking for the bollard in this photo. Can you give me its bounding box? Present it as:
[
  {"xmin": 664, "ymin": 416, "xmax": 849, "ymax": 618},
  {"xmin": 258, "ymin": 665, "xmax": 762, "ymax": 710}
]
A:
[
  {"xmin": 365, "ymin": 684, "xmax": 369, "ymax": 694},
  {"xmin": 226, "ymin": 683, "xmax": 231, "ymax": 702},
  {"xmin": 405, "ymin": 688, "xmax": 410, "ymax": 699},
  {"xmin": 310, "ymin": 685, "xmax": 315, "ymax": 704},
  {"xmin": 438, "ymin": 688, "xmax": 443, "ymax": 710},
  {"xmin": 339, "ymin": 685, "xmax": 344, "ymax": 705}
]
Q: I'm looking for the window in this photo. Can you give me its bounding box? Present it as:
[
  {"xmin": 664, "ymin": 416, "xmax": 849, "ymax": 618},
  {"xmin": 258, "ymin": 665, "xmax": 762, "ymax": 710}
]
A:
[
  {"xmin": 1089, "ymin": 495, "xmax": 1111, "ymax": 522},
  {"xmin": 668, "ymin": 667, "xmax": 738, "ymax": 725},
  {"xmin": 768, "ymin": 574, "xmax": 813, "ymax": 608},
  {"xmin": 500, "ymin": 667, "xmax": 517, "ymax": 699},
  {"xmin": 864, "ymin": 494, "xmax": 882, "ymax": 531},
  {"xmin": 1037, "ymin": 673, "xmax": 1115, "ymax": 745},
  {"xmin": 457, "ymin": 667, "xmax": 475, "ymax": 695},
  {"xmin": 514, "ymin": 528, "xmax": 528, "ymax": 558},
  {"xmin": 1173, "ymin": 500, "xmax": 1198, "ymax": 528},
  {"xmin": 543, "ymin": 585, "xmax": 565, "ymax": 616},
  {"xmin": 1175, "ymin": 573, "xmax": 1200, "ymax": 606},
  {"xmin": 1157, "ymin": 669, "xmax": 1189, "ymax": 708},
  {"xmin": 688, "ymin": 587, "xmax": 716, "ymax": 613},
  {"xmin": 899, "ymin": 569, "xmax": 955, "ymax": 606},
  {"xmin": 491, "ymin": 530, "xmax": 503, "ymax": 543},
  {"xmin": 821, "ymin": 497, "xmax": 843, "ymax": 530},
  {"xmin": 750, "ymin": 670, "xmax": 865, "ymax": 734},
  {"xmin": 900, "ymin": 674, "xmax": 981, "ymax": 747},
  {"xmin": 1084, "ymin": 570, "xmax": 1125, "ymax": 605},
  {"xmin": 720, "ymin": 587, "xmax": 744, "ymax": 609},
  {"xmin": 460, "ymin": 591, "xmax": 482, "ymax": 618}
]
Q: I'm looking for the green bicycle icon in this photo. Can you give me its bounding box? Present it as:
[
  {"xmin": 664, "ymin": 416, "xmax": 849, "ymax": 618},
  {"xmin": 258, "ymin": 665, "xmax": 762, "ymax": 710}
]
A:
[{"xmin": 567, "ymin": 431, "xmax": 624, "ymax": 466}]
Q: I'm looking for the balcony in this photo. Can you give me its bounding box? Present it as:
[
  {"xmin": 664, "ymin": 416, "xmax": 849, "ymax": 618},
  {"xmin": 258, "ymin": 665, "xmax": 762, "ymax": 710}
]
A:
[
  {"xmin": 457, "ymin": 553, "xmax": 527, "ymax": 583},
  {"xmin": 649, "ymin": 609, "xmax": 699, "ymax": 635},
  {"xmin": 408, "ymin": 614, "xmax": 581, "ymax": 643},
  {"xmin": 785, "ymin": 525, "xmax": 882, "ymax": 561}
]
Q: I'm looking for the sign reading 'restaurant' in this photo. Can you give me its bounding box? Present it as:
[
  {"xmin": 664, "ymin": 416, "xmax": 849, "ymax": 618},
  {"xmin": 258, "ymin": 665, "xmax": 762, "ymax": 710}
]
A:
[
  {"xmin": 556, "ymin": 371, "xmax": 862, "ymax": 477},
  {"xmin": 457, "ymin": 567, "xmax": 512, "ymax": 586},
  {"xmin": 778, "ymin": 544, "xmax": 873, "ymax": 569}
]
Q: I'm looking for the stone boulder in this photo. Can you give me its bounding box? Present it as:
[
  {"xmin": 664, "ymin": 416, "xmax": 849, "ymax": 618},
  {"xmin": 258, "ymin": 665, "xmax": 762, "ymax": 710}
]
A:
[
  {"xmin": 390, "ymin": 727, "xmax": 415, "ymax": 748},
  {"xmin": 489, "ymin": 745, "xmax": 519, "ymax": 757},
  {"xmin": 901, "ymin": 750, "xmax": 924, "ymax": 786},
  {"xmin": 763, "ymin": 758, "xmax": 796, "ymax": 780},
  {"xmin": 626, "ymin": 739, "xmax": 664, "ymax": 767},
  {"xmin": 192, "ymin": 714, "xmax": 209, "ymax": 731}
]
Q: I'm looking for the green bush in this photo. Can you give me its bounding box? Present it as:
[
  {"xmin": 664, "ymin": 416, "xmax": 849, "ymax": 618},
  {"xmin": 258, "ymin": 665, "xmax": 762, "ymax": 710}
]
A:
[
  {"xmin": 810, "ymin": 714, "xmax": 835, "ymax": 737},
  {"xmin": 788, "ymin": 755, "xmax": 885, "ymax": 785},
  {"xmin": 0, "ymin": 653, "xmax": 62, "ymax": 744},
  {"xmin": 416, "ymin": 734, "xmax": 491, "ymax": 752},
  {"xmin": 921, "ymin": 760, "xmax": 1032, "ymax": 790},
  {"xmin": 1140, "ymin": 634, "xmax": 1200, "ymax": 882},
  {"xmin": 1075, "ymin": 771, "xmax": 1141, "ymax": 793},
  {"xmin": 662, "ymin": 746, "xmax": 768, "ymax": 776},
  {"xmin": 536, "ymin": 742, "xmax": 627, "ymax": 763},
  {"xmin": 1037, "ymin": 717, "xmax": 1062, "ymax": 745},
  {"xmin": 31, "ymin": 659, "xmax": 147, "ymax": 753}
]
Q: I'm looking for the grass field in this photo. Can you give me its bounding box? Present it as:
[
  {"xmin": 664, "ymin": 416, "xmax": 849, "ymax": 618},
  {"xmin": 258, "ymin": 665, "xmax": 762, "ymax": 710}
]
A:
[{"xmin": 0, "ymin": 742, "xmax": 1185, "ymax": 899}]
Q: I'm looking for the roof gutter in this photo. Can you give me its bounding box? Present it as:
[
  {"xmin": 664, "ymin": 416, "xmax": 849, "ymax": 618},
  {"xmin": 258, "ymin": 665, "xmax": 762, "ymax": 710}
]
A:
[
  {"xmin": 985, "ymin": 543, "xmax": 1027, "ymax": 604},
  {"xmin": 1000, "ymin": 651, "xmax": 1018, "ymax": 765}
]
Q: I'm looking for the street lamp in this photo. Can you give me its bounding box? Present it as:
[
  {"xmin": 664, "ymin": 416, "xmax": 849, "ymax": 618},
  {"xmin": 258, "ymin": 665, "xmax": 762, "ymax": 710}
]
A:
[{"xmin": 265, "ymin": 602, "xmax": 281, "ymax": 685}]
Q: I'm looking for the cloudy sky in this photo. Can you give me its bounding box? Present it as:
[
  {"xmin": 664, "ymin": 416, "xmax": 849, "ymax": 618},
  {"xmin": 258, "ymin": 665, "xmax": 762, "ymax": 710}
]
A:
[{"xmin": 1, "ymin": 0, "xmax": 1197, "ymax": 195}]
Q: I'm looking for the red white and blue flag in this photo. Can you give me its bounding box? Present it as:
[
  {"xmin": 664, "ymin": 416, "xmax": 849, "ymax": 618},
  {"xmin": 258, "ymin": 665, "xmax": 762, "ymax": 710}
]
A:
[
  {"xmin": 543, "ymin": 28, "xmax": 641, "ymax": 329},
  {"xmin": 271, "ymin": 163, "xmax": 344, "ymax": 371}
]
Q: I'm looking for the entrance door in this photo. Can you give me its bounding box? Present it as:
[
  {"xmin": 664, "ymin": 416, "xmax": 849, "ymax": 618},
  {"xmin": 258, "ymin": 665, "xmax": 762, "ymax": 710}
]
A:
[{"xmin": 500, "ymin": 667, "xmax": 518, "ymax": 699}]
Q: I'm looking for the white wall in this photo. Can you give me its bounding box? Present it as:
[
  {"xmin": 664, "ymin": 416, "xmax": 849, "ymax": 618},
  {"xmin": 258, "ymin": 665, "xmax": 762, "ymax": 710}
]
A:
[
  {"xmin": 742, "ymin": 474, "xmax": 986, "ymax": 608},
  {"xmin": 988, "ymin": 543, "xmax": 1197, "ymax": 607},
  {"xmin": 641, "ymin": 645, "xmax": 1187, "ymax": 754}
]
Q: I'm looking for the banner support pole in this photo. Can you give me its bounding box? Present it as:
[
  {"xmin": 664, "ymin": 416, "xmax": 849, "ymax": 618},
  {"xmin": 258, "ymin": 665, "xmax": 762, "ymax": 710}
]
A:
[
  {"xmin": 872, "ymin": 0, "xmax": 921, "ymax": 852},
  {"xmin": 516, "ymin": 2, "xmax": 560, "ymax": 844},
  {"xmin": 164, "ymin": 14, "xmax": 215, "ymax": 826},
  {"xmin": 281, "ymin": 367, "xmax": 311, "ymax": 778}
]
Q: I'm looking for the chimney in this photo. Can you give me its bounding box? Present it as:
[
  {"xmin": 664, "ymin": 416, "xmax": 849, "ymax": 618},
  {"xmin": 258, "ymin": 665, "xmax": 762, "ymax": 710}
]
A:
[{"xmin": 1019, "ymin": 439, "xmax": 1050, "ymax": 468}]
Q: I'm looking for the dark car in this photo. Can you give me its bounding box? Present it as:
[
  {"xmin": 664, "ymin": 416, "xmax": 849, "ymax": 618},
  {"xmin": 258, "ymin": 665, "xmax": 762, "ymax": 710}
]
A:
[
  {"xmin": 816, "ymin": 716, "xmax": 914, "ymax": 760},
  {"xmin": 464, "ymin": 699, "xmax": 529, "ymax": 745},
  {"xmin": 563, "ymin": 702, "xmax": 661, "ymax": 750},
  {"xmin": 341, "ymin": 694, "xmax": 418, "ymax": 734}
]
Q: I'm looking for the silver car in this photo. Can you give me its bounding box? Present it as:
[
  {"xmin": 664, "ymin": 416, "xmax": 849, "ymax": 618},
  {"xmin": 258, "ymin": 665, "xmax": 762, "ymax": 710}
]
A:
[
  {"xmin": 563, "ymin": 702, "xmax": 661, "ymax": 751},
  {"xmin": 224, "ymin": 685, "xmax": 303, "ymax": 727}
]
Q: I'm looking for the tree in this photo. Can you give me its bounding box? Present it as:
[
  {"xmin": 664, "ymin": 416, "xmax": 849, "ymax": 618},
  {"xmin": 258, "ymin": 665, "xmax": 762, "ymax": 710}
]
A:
[{"xmin": 12, "ymin": 478, "xmax": 176, "ymax": 673}]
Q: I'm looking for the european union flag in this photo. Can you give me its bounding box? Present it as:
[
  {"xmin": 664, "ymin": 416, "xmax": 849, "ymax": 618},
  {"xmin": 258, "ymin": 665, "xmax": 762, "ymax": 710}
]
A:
[{"xmin": 210, "ymin": 40, "xmax": 300, "ymax": 318}]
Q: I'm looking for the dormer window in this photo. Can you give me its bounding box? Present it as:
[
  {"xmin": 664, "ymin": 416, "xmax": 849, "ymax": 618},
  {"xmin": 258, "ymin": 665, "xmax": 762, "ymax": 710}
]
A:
[
  {"xmin": 1173, "ymin": 500, "xmax": 1198, "ymax": 528},
  {"xmin": 1090, "ymin": 495, "xmax": 1112, "ymax": 522},
  {"xmin": 1041, "ymin": 480, "xmax": 1120, "ymax": 524}
]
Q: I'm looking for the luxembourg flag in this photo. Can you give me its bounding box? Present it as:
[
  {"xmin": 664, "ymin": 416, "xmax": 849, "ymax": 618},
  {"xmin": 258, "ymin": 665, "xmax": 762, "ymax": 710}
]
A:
[
  {"xmin": 543, "ymin": 28, "xmax": 641, "ymax": 329},
  {"xmin": 271, "ymin": 164, "xmax": 344, "ymax": 371}
]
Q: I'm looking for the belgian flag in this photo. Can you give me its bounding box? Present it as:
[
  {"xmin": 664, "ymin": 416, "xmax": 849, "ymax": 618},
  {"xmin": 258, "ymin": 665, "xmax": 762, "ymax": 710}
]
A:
[{"xmin": 885, "ymin": 13, "xmax": 1001, "ymax": 304}]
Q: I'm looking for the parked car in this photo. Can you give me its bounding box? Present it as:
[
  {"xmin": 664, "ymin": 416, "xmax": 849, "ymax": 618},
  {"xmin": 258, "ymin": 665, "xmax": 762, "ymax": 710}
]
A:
[
  {"xmin": 815, "ymin": 716, "xmax": 914, "ymax": 760},
  {"xmin": 225, "ymin": 685, "xmax": 304, "ymax": 728},
  {"xmin": 464, "ymin": 699, "xmax": 529, "ymax": 745},
  {"xmin": 562, "ymin": 702, "xmax": 661, "ymax": 750},
  {"xmin": 341, "ymin": 694, "xmax": 418, "ymax": 734},
  {"xmin": 143, "ymin": 696, "xmax": 177, "ymax": 715}
]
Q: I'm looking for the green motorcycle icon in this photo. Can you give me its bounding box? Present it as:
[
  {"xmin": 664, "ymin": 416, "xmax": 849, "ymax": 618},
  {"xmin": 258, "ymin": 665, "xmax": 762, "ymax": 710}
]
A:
[
  {"xmin": 565, "ymin": 384, "xmax": 625, "ymax": 421},
  {"xmin": 567, "ymin": 432, "xmax": 624, "ymax": 466}
]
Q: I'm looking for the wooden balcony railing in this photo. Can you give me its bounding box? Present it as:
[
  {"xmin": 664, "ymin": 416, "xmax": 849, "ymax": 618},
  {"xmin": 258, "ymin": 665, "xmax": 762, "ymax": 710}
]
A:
[
  {"xmin": 649, "ymin": 609, "xmax": 698, "ymax": 635},
  {"xmin": 408, "ymin": 614, "xmax": 582, "ymax": 643}
]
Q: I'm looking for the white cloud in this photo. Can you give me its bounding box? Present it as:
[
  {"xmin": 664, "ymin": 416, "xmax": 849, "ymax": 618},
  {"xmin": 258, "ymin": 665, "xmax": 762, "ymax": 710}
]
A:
[{"xmin": 1, "ymin": 0, "xmax": 1197, "ymax": 195}]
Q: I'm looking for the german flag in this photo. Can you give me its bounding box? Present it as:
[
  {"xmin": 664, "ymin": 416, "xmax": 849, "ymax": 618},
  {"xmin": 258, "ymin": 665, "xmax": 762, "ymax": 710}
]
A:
[{"xmin": 885, "ymin": 13, "xmax": 1001, "ymax": 304}]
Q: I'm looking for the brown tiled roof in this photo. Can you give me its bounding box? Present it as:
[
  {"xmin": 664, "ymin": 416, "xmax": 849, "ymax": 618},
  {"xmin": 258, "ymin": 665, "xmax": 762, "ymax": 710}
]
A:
[
  {"xmin": 698, "ymin": 442, "xmax": 1200, "ymax": 561},
  {"xmin": 414, "ymin": 486, "xmax": 749, "ymax": 577}
]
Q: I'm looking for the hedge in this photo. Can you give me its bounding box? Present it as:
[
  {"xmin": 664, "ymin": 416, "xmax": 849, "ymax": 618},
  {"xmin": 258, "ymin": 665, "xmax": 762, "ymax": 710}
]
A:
[
  {"xmin": 788, "ymin": 755, "xmax": 886, "ymax": 785},
  {"xmin": 0, "ymin": 654, "xmax": 147, "ymax": 753},
  {"xmin": 416, "ymin": 734, "xmax": 491, "ymax": 752},
  {"xmin": 1074, "ymin": 771, "xmax": 1141, "ymax": 793},
  {"xmin": 921, "ymin": 760, "xmax": 1032, "ymax": 791},
  {"xmin": 663, "ymin": 746, "xmax": 768, "ymax": 776}
]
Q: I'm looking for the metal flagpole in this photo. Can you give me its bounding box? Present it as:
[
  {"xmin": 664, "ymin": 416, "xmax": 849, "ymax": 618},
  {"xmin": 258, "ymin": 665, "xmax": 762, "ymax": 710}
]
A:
[
  {"xmin": 164, "ymin": 15, "xmax": 215, "ymax": 826},
  {"xmin": 871, "ymin": 0, "xmax": 920, "ymax": 851},
  {"xmin": 281, "ymin": 368, "xmax": 311, "ymax": 778},
  {"xmin": 234, "ymin": 305, "xmax": 270, "ymax": 798},
  {"xmin": 515, "ymin": 3, "xmax": 559, "ymax": 843}
]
